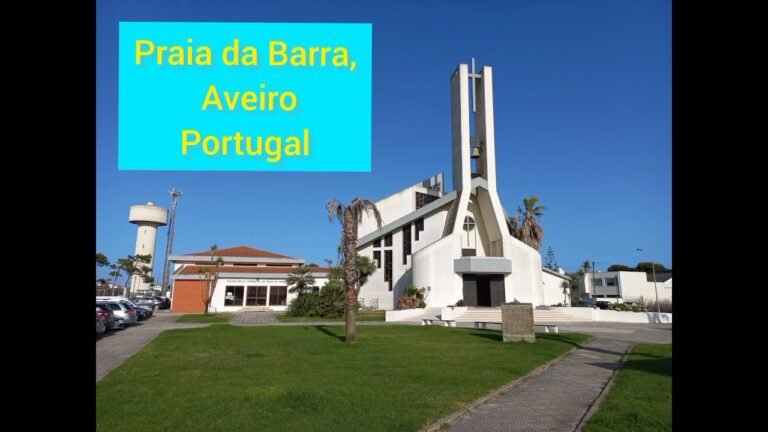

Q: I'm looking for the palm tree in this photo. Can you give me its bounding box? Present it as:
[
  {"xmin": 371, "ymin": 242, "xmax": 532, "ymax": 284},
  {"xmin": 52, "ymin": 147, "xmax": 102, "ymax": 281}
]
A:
[
  {"xmin": 286, "ymin": 265, "xmax": 316, "ymax": 295},
  {"xmin": 327, "ymin": 197, "xmax": 383, "ymax": 345},
  {"xmin": 355, "ymin": 255, "xmax": 377, "ymax": 289},
  {"xmin": 515, "ymin": 196, "xmax": 546, "ymax": 250},
  {"xmin": 561, "ymin": 280, "xmax": 571, "ymax": 305}
]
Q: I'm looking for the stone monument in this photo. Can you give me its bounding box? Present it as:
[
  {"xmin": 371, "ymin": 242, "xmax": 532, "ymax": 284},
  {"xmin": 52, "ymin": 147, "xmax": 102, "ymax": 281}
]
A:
[{"xmin": 501, "ymin": 303, "xmax": 535, "ymax": 343}]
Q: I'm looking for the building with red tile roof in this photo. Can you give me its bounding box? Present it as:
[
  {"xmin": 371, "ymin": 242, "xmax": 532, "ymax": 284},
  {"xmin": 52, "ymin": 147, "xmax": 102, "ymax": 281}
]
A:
[{"xmin": 169, "ymin": 246, "xmax": 330, "ymax": 313}]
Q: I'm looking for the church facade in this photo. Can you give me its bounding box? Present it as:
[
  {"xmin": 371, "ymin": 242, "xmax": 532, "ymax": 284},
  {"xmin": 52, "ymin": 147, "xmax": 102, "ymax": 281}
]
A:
[{"xmin": 356, "ymin": 61, "xmax": 550, "ymax": 310}]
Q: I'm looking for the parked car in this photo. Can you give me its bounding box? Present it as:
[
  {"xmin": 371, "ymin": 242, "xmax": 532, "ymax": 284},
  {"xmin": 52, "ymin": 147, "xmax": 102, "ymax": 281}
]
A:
[
  {"xmin": 595, "ymin": 301, "xmax": 612, "ymax": 310},
  {"xmin": 153, "ymin": 296, "xmax": 171, "ymax": 309},
  {"xmin": 96, "ymin": 312, "xmax": 106, "ymax": 335},
  {"xmin": 99, "ymin": 301, "xmax": 138, "ymax": 325},
  {"xmin": 99, "ymin": 296, "xmax": 153, "ymax": 318},
  {"xmin": 96, "ymin": 304, "xmax": 121, "ymax": 330},
  {"xmin": 579, "ymin": 298, "xmax": 598, "ymax": 308},
  {"xmin": 132, "ymin": 297, "xmax": 160, "ymax": 311}
]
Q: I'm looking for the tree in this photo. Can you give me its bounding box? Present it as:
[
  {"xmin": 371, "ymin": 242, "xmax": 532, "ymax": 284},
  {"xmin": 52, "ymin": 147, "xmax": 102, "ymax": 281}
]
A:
[
  {"xmin": 286, "ymin": 265, "xmax": 316, "ymax": 295},
  {"xmin": 327, "ymin": 197, "xmax": 382, "ymax": 345},
  {"xmin": 116, "ymin": 254, "xmax": 153, "ymax": 296},
  {"xmin": 197, "ymin": 245, "xmax": 223, "ymax": 314},
  {"xmin": 635, "ymin": 262, "xmax": 669, "ymax": 273},
  {"xmin": 509, "ymin": 196, "xmax": 546, "ymax": 250},
  {"xmin": 561, "ymin": 280, "xmax": 571, "ymax": 305},
  {"xmin": 96, "ymin": 253, "xmax": 110, "ymax": 268},
  {"xmin": 607, "ymin": 264, "xmax": 634, "ymax": 272},
  {"xmin": 544, "ymin": 246, "xmax": 558, "ymax": 270},
  {"xmin": 506, "ymin": 214, "xmax": 520, "ymax": 238},
  {"xmin": 582, "ymin": 260, "xmax": 592, "ymax": 273},
  {"xmin": 355, "ymin": 255, "xmax": 377, "ymax": 291}
]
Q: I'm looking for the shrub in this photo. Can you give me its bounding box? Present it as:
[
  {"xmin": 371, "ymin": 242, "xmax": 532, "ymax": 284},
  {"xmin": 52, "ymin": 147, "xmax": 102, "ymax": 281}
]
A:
[
  {"xmin": 288, "ymin": 282, "xmax": 359, "ymax": 318},
  {"xmin": 455, "ymin": 299, "xmax": 466, "ymax": 307},
  {"xmin": 396, "ymin": 285, "xmax": 427, "ymax": 310},
  {"xmin": 288, "ymin": 292, "xmax": 322, "ymax": 316}
]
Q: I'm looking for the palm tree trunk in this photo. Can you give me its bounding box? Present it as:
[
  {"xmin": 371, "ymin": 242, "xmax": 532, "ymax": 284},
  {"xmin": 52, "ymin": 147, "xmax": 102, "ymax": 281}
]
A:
[{"xmin": 343, "ymin": 208, "xmax": 358, "ymax": 344}]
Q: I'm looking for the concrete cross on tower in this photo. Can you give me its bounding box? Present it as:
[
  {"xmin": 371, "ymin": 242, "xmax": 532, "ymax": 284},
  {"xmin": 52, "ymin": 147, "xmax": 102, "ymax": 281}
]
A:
[{"xmin": 469, "ymin": 58, "xmax": 482, "ymax": 113}]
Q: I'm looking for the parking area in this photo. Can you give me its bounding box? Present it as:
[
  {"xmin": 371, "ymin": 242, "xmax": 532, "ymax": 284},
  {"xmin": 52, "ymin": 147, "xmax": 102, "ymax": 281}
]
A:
[{"xmin": 96, "ymin": 310, "xmax": 210, "ymax": 381}]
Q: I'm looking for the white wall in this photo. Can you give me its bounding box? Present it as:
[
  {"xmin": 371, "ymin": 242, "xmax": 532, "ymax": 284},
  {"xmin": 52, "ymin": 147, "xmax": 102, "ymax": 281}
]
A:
[
  {"xmin": 541, "ymin": 271, "xmax": 570, "ymax": 306},
  {"xmin": 553, "ymin": 307, "xmax": 673, "ymax": 323},
  {"xmin": 462, "ymin": 198, "xmax": 490, "ymax": 256},
  {"xmin": 615, "ymin": 271, "xmax": 673, "ymax": 304},
  {"xmin": 358, "ymin": 183, "xmax": 440, "ymax": 238},
  {"xmin": 358, "ymin": 204, "xmax": 449, "ymax": 310},
  {"xmin": 412, "ymin": 234, "xmax": 464, "ymax": 307},
  {"xmin": 357, "ymin": 242, "xmax": 393, "ymax": 310},
  {"xmin": 209, "ymin": 277, "xmax": 328, "ymax": 312},
  {"xmin": 502, "ymin": 235, "xmax": 544, "ymax": 306},
  {"xmin": 583, "ymin": 271, "xmax": 673, "ymax": 305},
  {"xmin": 385, "ymin": 309, "xmax": 427, "ymax": 321}
]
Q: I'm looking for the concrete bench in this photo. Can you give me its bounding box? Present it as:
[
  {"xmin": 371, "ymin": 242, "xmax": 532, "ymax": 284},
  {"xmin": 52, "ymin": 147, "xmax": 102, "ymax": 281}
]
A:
[
  {"xmin": 421, "ymin": 318, "xmax": 456, "ymax": 327},
  {"xmin": 534, "ymin": 324, "xmax": 559, "ymax": 334},
  {"xmin": 473, "ymin": 322, "xmax": 558, "ymax": 333},
  {"xmin": 474, "ymin": 321, "xmax": 501, "ymax": 329}
]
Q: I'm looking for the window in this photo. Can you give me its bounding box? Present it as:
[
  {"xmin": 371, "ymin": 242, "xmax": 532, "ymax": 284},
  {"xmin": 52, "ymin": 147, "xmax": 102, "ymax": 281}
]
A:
[
  {"xmin": 416, "ymin": 192, "xmax": 439, "ymax": 209},
  {"xmin": 373, "ymin": 250, "xmax": 381, "ymax": 269},
  {"xmin": 593, "ymin": 278, "xmax": 604, "ymax": 287},
  {"xmin": 269, "ymin": 286, "xmax": 287, "ymax": 306},
  {"xmin": 384, "ymin": 250, "xmax": 393, "ymax": 291},
  {"xmin": 225, "ymin": 286, "xmax": 245, "ymax": 306},
  {"xmin": 402, "ymin": 224, "xmax": 412, "ymax": 264},
  {"xmin": 384, "ymin": 233, "xmax": 392, "ymax": 247},
  {"xmin": 415, "ymin": 218, "xmax": 424, "ymax": 241},
  {"xmin": 606, "ymin": 278, "xmax": 617, "ymax": 286},
  {"xmin": 246, "ymin": 286, "xmax": 267, "ymax": 306},
  {"xmin": 463, "ymin": 216, "xmax": 475, "ymax": 231},
  {"xmin": 373, "ymin": 238, "xmax": 381, "ymax": 248}
]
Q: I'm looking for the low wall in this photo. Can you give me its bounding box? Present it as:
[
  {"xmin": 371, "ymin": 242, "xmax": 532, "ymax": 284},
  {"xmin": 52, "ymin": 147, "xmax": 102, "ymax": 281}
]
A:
[
  {"xmin": 556, "ymin": 307, "xmax": 596, "ymax": 320},
  {"xmin": 441, "ymin": 306, "xmax": 468, "ymax": 320},
  {"xmin": 647, "ymin": 312, "xmax": 673, "ymax": 323},
  {"xmin": 554, "ymin": 307, "xmax": 673, "ymax": 323},
  {"xmin": 385, "ymin": 309, "xmax": 426, "ymax": 322}
]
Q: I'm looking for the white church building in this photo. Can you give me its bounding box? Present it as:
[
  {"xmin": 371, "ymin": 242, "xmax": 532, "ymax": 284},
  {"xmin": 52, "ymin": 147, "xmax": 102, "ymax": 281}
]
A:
[{"xmin": 357, "ymin": 61, "xmax": 561, "ymax": 310}]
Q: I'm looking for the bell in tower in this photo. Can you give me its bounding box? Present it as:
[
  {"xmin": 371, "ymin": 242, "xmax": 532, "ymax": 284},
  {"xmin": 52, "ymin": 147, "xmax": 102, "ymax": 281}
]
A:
[{"xmin": 470, "ymin": 136, "xmax": 482, "ymax": 159}]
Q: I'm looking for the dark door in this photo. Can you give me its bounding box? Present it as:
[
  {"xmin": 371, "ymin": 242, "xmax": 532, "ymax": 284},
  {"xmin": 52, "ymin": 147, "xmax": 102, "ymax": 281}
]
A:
[
  {"xmin": 462, "ymin": 274, "xmax": 477, "ymax": 306},
  {"xmin": 489, "ymin": 275, "xmax": 506, "ymax": 306},
  {"xmin": 476, "ymin": 275, "xmax": 491, "ymax": 306}
]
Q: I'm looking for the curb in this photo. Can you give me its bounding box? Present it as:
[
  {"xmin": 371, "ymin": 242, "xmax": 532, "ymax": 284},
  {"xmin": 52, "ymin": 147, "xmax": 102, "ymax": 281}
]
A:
[
  {"xmin": 419, "ymin": 335, "xmax": 594, "ymax": 432},
  {"xmin": 573, "ymin": 343, "xmax": 634, "ymax": 431}
]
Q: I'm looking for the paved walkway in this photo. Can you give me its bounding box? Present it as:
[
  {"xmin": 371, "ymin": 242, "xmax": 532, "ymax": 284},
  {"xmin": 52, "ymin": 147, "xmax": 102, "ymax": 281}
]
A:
[
  {"xmin": 435, "ymin": 322, "xmax": 672, "ymax": 432},
  {"xmin": 230, "ymin": 311, "xmax": 279, "ymax": 325},
  {"xmin": 97, "ymin": 311, "xmax": 671, "ymax": 432},
  {"xmin": 96, "ymin": 311, "xmax": 210, "ymax": 382}
]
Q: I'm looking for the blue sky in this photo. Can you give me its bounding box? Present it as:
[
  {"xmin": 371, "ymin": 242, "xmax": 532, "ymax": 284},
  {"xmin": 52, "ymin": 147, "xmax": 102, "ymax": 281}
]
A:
[{"xmin": 96, "ymin": 0, "xmax": 671, "ymax": 282}]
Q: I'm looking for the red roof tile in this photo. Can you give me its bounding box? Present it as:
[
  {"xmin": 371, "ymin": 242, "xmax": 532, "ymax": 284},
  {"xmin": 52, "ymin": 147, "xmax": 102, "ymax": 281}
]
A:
[
  {"xmin": 178, "ymin": 265, "xmax": 331, "ymax": 275},
  {"xmin": 183, "ymin": 245, "xmax": 295, "ymax": 259}
]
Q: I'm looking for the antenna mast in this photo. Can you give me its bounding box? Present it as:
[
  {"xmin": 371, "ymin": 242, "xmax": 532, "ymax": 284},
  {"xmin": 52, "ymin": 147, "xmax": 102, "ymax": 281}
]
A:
[{"xmin": 161, "ymin": 188, "xmax": 182, "ymax": 296}]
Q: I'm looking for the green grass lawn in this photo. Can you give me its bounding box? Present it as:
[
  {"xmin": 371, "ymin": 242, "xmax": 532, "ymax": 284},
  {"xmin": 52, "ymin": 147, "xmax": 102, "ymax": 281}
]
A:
[
  {"xmin": 176, "ymin": 313, "xmax": 234, "ymax": 323},
  {"xmin": 276, "ymin": 311, "xmax": 386, "ymax": 322},
  {"xmin": 97, "ymin": 325, "xmax": 589, "ymax": 432},
  {"xmin": 584, "ymin": 343, "xmax": 672, "ymax": 432}
]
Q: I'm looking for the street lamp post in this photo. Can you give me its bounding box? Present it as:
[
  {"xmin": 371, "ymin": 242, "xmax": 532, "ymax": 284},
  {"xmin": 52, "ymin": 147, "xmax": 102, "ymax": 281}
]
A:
[{"xmin": 636, "ymin": 248, "xmax": 661, "ymax": 314}]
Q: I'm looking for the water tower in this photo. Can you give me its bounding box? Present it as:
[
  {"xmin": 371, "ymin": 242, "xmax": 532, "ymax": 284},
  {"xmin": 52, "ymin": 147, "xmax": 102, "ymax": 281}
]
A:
[{"xmin": 129, "ymin": 201, "xmax": 168, "ymax": 294}]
